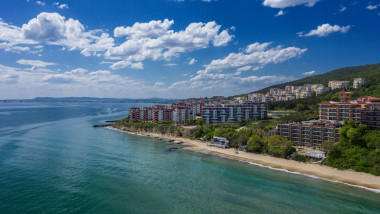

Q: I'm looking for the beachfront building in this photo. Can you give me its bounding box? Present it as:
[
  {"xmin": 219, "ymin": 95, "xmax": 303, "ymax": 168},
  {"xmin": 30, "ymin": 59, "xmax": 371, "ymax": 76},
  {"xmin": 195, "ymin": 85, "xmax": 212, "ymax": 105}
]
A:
[
  {"xmin": 360, "ymin": 104, "xmax": 380, "ymax": 130},
  {"xmin": 202, "ymin": 102, "xmax": 267, "ymax": 124},
  {"xmin": 353, "ymin": 78, "xmax": 366, "ymax": 89},
  {"xmin": 319, "ymin": 95, "xmax": 380, "ymax": 130},
  {"xmin": 328, "ymin": 81, "xmax": 350, "ymax": 91},
  {"xmin": 277, "ymin": 121, "xmax": 341, "ymax": 148},
  {"xmin": 207, "ymin": 136, "xmax": 230, "ymax": 148}
]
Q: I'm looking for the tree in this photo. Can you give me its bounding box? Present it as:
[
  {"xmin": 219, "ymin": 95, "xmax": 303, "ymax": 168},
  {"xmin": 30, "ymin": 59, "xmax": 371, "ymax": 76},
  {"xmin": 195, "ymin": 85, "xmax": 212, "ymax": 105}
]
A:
[
  {"xmin": 326, "ymin": 120, "xmax": 380, "ymax": 175},
  {"xmin": 322, "ymin": 140, "xmax": 335, "ymax": 154},
  {"xmin": 195, "ymin": 118, "xmax": 203, "ymax": 125},
  {"xmin": 364, "ymin": 130, "xmax": 380, "ymax": 150},
  {"xmin": 247, "ymin": 134, "xmax": 264, "ymax": 153},
  {"xmin": 194, "ymin": 126, "xmax": 204, "ymax": 139},
  {"xmin": 267, "ymin": 135, "xmax": 295, "ymax": 158},
  {"xmin": 292, "ymin": 154, "xmax": 309, "ymax": 162}
]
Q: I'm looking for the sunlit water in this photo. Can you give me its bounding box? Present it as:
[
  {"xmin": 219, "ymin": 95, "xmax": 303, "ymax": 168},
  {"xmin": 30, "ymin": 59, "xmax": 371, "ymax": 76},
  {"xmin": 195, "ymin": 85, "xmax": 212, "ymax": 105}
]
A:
[{"xmin": 0, "ymin": 102, "xmax": 379, "ymax": 213}]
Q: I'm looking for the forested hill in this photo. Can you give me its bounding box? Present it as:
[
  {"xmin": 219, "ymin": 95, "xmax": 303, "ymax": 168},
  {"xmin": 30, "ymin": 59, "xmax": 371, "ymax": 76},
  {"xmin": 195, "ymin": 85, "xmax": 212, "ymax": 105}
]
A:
[{"xmin": 254, "ymin": 62, "xmax": 380, "ymax": 94}]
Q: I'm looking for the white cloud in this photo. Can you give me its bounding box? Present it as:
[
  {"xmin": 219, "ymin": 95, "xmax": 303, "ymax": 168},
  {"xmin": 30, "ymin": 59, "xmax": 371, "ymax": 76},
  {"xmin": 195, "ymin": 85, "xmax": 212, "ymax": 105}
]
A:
[
  {"xmin": 339, "ymin": 5, "xmax": 347, "ymax": 12},
  {"xmin": 16, "ymin": 59, "xmax": 55, "ymax": 69},
  {"xmin": 163, "ymin": 63, "xmax": 177, "ymax": 66},
  {"xmin": 275, "ymin": 10, "xmax": 285, "ymax": 16},
  {"xmin": 298, "ymin": 23, "xmax": 351, "ymax": 37},
  {"xmin": 366, "ymin": 4, "xmax": 380, "ymax": 10},
  {"xmin": 154, "ymin": 82, "xmax": 166, "ymax": 88},
  {"xmin": 21, "ymin": 13, "xmax": 114, "ymax": 55},
  {"xmin": 58, "ymin": 4, "xmax": 69, "ymax": 9},
  {"xmin": 302, "ymin": 70, "xmax": 316, "ymax": 75},
  {"xmin": 0, "ymin": 42, "xmax": 30, "ymax": 53},
  {"xmin": 70, "ymin": 68, "xmax": 88, "ymax": 74},
  {"xmin": 114, "ymin": 19, "xmax": 174, "ymax": 38},
  {"xmin": 263, "ymin": 0, "xmax": 319, "ymax": 9},
  {"xmin": 36, "ymin": 1, "xmax": 45, "ymax": 6},
  {"xmin": 0, "ymin": 63, "xmax": 160, "ymax": 99},
  {"xmin": 109, "ymin": 60, "xmax": 144, "ymax": 70},
  {"xmin": 0, "ymin": 12, "xmax": 114, "ymax": 57},
  {"xmin": 107, "ymin": 20, "xmax": 233, "ymax": 69},
  {"xmin": 164, "ymin": 42, "xmax": 304, "ymax": 97},
  {"xmin": 188, "ymin": 58, "xmax": 197, "ymax": 65},
  {"xmin": 203, "ymin": 42, "xmax": 307, "ymax": 72}
]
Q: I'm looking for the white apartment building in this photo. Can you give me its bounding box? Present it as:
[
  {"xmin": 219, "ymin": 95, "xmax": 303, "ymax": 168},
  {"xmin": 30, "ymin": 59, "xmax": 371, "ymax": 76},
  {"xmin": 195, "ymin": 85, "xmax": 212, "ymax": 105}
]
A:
[
  {"xmin": 328, "ymin": 81, "xmax": 350, "ymax": 90},
  {"xmin": 353, "ymin": 78, "xmax": 365, "ymax": 89}
]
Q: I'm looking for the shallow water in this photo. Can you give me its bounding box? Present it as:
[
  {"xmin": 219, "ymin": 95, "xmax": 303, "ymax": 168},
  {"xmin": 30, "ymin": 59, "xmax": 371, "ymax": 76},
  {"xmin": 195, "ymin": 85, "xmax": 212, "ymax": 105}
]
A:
[{"xmin": 0, "ymin": 102, "xmax": 379, "ymax": 213}]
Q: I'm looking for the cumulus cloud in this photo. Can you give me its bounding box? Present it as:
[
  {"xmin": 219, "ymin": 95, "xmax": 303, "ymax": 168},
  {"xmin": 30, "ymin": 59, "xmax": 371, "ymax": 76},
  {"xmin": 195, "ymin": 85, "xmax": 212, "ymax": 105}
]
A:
[
  {"xmin": 109, "ymin": 60, "xmax": 144, "ymax": 70},
  {"xmin": 263, "ymin": 0, "xmax": 319, "ymax": 9},
  {"xmin": 164, "ymin": 42, "xmax": 304, "ymax": 96},
  {"xmin": 58, "ymin": 4, "xmax": 69, "ymax": 9},
  {"xmin": 107, "ymin": 20, "xmax": 233, "ymax": 69},
  {"xmin": 202, "ymin": 42, "xmax": 307, "ymax": 72},
  {"xmin": 16, "ymin": 59, "xmax": 55, "ymax": 69},
  {"xmin": 302, "ymin": 70, "xmax": 316, "ymax": 75},
  {"xmin": 0, "ymin": 12, "xmax": 114, "ymax": 56},
  {"xmin": 114, "ymin": 19, "xmax": 174, "ymax": 38},
  {"xmin": 275, "ymin": 10, "xmax": 285, "ymax": 16},
  {"xmin": 298, "ymin": 23, "xmax": 351, "ymax": 37},
  {"xmin": 21, "ymin": 13, "xmax": 114, "ymax": 55},
  {"xmin": 188, "ymin": 58, "xmax": 197, "ymax": 65}
]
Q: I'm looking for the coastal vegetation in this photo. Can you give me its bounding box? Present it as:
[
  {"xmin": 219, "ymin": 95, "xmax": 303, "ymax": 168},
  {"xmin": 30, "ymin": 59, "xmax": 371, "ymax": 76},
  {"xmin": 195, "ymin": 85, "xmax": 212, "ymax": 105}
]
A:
[
  {"xmin": 114, "ymin": 118, "xmax": 295, "ymax": 159},
  {"xmin": 326, "ymin": 120, "xmax": 380, "ymax": 175}
]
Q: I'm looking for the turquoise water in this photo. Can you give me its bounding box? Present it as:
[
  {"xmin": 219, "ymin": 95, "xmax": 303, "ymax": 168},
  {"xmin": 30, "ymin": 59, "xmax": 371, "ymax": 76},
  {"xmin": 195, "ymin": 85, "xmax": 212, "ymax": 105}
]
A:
[{"xmin": 0, "ymin": 103, "xmax": 379, "ymax": 213}]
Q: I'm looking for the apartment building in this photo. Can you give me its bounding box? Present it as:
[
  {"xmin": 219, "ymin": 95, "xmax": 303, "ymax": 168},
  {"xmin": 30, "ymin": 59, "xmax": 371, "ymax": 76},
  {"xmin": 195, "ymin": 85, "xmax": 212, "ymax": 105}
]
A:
[
  {"xmin": 319, "ymin": 96, "xmax": 380, "ymax": 130},
  {"xmin": 360, "ymin": 104, "xmax": 380, "ymax": 130},
  {"xmin": 353, "ymin": 78, "xmax": 366, "ymax": 89},
  {"xmin": 277, "ymin": 122, "xmax": 341, "ymax": 148},
  {"xmin": 202, "ymin": 102, "xmax": 267, "ymax": 124},
  {"xmin": 328, "ymin": 81, "xmax": 350, "ymax": 90}
]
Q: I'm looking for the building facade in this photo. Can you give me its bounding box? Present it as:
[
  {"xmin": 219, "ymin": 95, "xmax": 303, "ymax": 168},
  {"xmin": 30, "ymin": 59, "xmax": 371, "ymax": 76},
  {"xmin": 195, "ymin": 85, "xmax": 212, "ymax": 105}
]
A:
[
  {"xmin": 202, "ymin": 102, "xmax": 267, "ymax": 124},
  {"xmin": 277, "ymin": 122, "xmax": 341, "ymax": 148},
  {"xmin": 353, "ymin": 78, "xmax": 365, "ymax": 89}
]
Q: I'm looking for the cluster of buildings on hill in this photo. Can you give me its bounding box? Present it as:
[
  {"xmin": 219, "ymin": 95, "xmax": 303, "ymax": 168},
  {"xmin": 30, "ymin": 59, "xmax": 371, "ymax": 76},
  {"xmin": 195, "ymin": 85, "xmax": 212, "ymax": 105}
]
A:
[
  {"xmin": 276, "ymin": 93, "xmax": 380, "ymax": 148},
  {"xmin": 240, "ymin": 78, "xmax": 366, "ymax": 102}
]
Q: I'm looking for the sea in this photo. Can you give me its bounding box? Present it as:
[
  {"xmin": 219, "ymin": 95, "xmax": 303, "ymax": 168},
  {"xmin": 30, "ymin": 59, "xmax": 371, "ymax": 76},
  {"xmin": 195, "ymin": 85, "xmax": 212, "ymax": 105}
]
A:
[{"xmin": 0, "ymin": 102, "xmax": 379, "ymax": 214}]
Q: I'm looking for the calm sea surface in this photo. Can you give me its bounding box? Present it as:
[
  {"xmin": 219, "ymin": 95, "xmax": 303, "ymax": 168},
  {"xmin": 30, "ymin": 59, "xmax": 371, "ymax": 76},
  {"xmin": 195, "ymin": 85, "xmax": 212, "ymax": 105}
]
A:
[{"xmin": 0, "ymin": 102, "xmax": 379, "ymax": 214}]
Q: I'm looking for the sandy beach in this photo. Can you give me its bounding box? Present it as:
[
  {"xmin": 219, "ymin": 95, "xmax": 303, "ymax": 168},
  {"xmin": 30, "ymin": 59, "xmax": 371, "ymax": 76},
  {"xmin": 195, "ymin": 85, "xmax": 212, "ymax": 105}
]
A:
[{"xmin": 113, "ymin": 127, "xmax": 380, "ymax": 192}]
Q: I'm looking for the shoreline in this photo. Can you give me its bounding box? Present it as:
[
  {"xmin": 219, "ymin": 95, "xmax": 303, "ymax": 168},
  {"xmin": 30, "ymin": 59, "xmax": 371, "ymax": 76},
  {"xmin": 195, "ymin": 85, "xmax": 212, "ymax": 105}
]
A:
[{"xmin": 109, "ymin": 126, "xmax": 380, "ymax": 193}]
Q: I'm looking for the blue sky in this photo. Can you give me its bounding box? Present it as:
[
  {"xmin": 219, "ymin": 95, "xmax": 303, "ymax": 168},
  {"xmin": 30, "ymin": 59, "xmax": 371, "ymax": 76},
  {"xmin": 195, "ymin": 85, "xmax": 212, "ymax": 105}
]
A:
[{"xmin": 0, "ymin": 0, "xmax": 380, "ymax": 99}]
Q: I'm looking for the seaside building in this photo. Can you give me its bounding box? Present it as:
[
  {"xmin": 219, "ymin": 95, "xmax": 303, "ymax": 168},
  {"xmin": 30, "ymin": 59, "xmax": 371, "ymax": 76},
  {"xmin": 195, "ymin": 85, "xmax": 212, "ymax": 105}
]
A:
[
  {"xmin": 277, "ymin": 121, "xmax": 341, "ymax": 148},
  {"xmin": 202, "ymin": 102, "xmax": 267, "ymax": 124},
  {"xmin": 207, "ymin": 136, "xmax": 230, "ymax": 148},
  {"xmin": 319, "ymin": 95, "xmax": 380, "ymax": 130},
  {"xmin": 353, "ymin": 78, "xmax": 366, "ymax": 89}
]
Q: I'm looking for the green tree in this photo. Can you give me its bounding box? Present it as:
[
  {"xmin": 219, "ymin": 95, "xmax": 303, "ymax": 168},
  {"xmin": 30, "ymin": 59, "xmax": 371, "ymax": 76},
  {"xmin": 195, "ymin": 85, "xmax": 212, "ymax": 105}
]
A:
[
  {"xmin": 267, "ymin": 135, "xmax": 295, "ymax": 158},
  {"xmin": 247, "ymin": 134, "xmax": 264, "ymax": 153},
  {"xmin": 292, "ymin": 154, "xmax": 309, "ymax": 162},
  {"xmin": 195, "ymin": 118, "xmax": 203, "ymax": 125},
  {"xmin": 322, "ymin": 140, "xmax": 335, "ymax": 154}
]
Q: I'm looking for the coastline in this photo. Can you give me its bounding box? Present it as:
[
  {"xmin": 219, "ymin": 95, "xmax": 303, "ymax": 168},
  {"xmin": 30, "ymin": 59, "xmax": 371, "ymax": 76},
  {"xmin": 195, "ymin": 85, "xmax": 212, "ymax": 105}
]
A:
[{"xmin": 110, "ymin": 126, "xmax": 380, "ymax": 193}]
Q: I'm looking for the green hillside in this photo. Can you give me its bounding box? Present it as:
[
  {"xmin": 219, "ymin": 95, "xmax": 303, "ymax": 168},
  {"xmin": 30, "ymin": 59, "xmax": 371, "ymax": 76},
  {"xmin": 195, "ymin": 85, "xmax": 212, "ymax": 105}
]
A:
[
  {"xmin": 231, "ymin": 62, "xmax": 380, "ymax": 99},
  {"xmin": 255, "ymin": 62, "xmax": 380, "ymax": 94}
]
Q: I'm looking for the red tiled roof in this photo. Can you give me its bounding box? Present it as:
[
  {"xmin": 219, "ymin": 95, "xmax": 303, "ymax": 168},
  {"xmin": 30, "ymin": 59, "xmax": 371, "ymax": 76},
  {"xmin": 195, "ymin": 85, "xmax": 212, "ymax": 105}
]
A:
[{"xmin": 357, "ymin": 96, "xmax": 380, "ymax": 100}]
